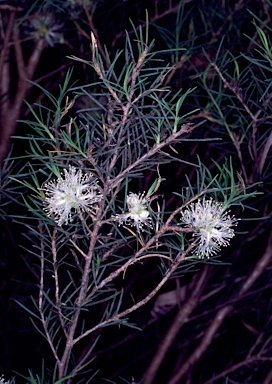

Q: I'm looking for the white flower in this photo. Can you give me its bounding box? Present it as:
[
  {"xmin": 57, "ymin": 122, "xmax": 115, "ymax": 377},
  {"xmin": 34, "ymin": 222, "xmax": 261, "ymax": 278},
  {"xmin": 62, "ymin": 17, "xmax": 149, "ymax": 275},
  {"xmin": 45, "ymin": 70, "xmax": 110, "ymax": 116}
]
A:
[
  {"xmin": 42, "ymin": 166, "xmax": 102, "ymax": 225},
  {"xmin": 114, "ymin": 192, "xmax": 152, "ymax": 232},
  {"xmin": 26, "ymin": 15, "xmax": 63, "ymax": 47},
  {"xmin": 180, "ymin": 198, "xmax": 238, "ymax": 258},
  {"xmin": 0, "ymin": 375, "xmax": 10, "ymax": 384}
]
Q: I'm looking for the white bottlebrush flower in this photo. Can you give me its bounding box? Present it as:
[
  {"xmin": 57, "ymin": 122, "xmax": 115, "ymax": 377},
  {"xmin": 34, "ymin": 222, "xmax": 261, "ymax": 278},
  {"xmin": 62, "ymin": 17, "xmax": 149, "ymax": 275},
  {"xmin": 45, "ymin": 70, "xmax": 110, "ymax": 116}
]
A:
[
  {"xmin": 114, "ymin": 192, "xmax": 152, "ymax": 232},
  {"xmin": 42, "ymin": 166, "xmax": 102, "ymax": 225},
  {"xmin": 180, "ymin": 198, "xmax": 238, "ymax": 258},
  {"xmin": 25, "ymin": 15, "xmax": 63, "ymax": 47},
  {"xmin": 0, "ymin": 375, "xmax": 10, "ymax": 384}
]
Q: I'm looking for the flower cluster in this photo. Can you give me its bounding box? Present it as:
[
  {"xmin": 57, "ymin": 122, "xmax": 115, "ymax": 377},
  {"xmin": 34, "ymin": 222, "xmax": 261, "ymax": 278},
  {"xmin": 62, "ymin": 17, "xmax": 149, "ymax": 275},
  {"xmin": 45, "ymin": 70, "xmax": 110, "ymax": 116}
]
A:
[
  {"xmin": 180, "ymin": 198, "xmax": 238, "ymax": 258},
  {"xmin": 41, "ymin": 167, "xmax": 239, "ymax": 257},
  {"xmin": 113, "ymin": 192, "xmax": 152, "ymax": 232},
  {"xmin": 42, "ymin": 166, "xmax": 102, "ymax": 225}
]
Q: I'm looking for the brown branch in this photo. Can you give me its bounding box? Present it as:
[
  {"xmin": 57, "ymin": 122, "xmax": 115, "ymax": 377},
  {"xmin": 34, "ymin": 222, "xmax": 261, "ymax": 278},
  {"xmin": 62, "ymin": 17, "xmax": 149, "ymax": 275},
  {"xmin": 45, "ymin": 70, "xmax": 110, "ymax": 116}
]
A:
[
  {"xmin": 203, "ymin": 355, "xmax": 271, "ymax": 384},
  {"xmin": 0, "ymin": 11, "xmax": 15, "ymax": 118},
  {"xmin": 0, "ymin": 37, "xmax": 45, "ymax": 164},
  {"xmin": 259, "ymin": 129, "xmax": 272, "ymax": 176},
  {"xmin": 237, "ymin": 230, "xmax": 272, "ymax": 297},
  {"xmin": 13, "ymin": 26, "xmax": 27, "ymax": 83},
  {"xmin": 169, "ymin": 305, "xmax": 232, "ymax": 384},
  {"xmin": 203, "ymin": 331, "xmax": 272, "ymax": 383},
  {"xmin": 0, "ymin": 5, "xmax": 23, "ymax": 11},
  {"xmin": 143, "ymin": 266, "xmax": 209, "ymax": 384},
  {"xmin": 167, "ymin": 229, "xmax": 272, "ymax": 383},
  {"xmin": 264, "ymin": 368, "xmax": 272, "ymax": 384}
]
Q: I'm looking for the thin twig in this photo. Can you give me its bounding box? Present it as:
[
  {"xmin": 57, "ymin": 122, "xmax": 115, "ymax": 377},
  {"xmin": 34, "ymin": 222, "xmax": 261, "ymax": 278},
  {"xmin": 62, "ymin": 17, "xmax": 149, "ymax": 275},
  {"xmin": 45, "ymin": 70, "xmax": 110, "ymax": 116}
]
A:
[
  {"xmin": 38, "ymin": 224, "xmax": 60, "ymax": 364},
  {"xmin": 52, "ymin": 228, "xmax": 68, "ymax": 337},
  {"xmin": 73, "ymin": 245, "xmax": 193, "ymax": 345}
]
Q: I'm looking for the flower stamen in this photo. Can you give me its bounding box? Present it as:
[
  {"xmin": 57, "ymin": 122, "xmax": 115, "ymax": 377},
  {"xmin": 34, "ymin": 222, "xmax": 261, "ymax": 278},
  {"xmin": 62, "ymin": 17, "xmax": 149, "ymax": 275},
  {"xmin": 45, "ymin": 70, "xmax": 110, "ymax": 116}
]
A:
[
  {"xmin": 113, "ymin": 192, "xmax": 152, "ymax": 232},
  {"xmin": 41, "ymin": 166, "xmax": 102, "ymax": 225},
  {"xmin": 180, "ymin": 198, "xmax": 238, "ymax": 258}
]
